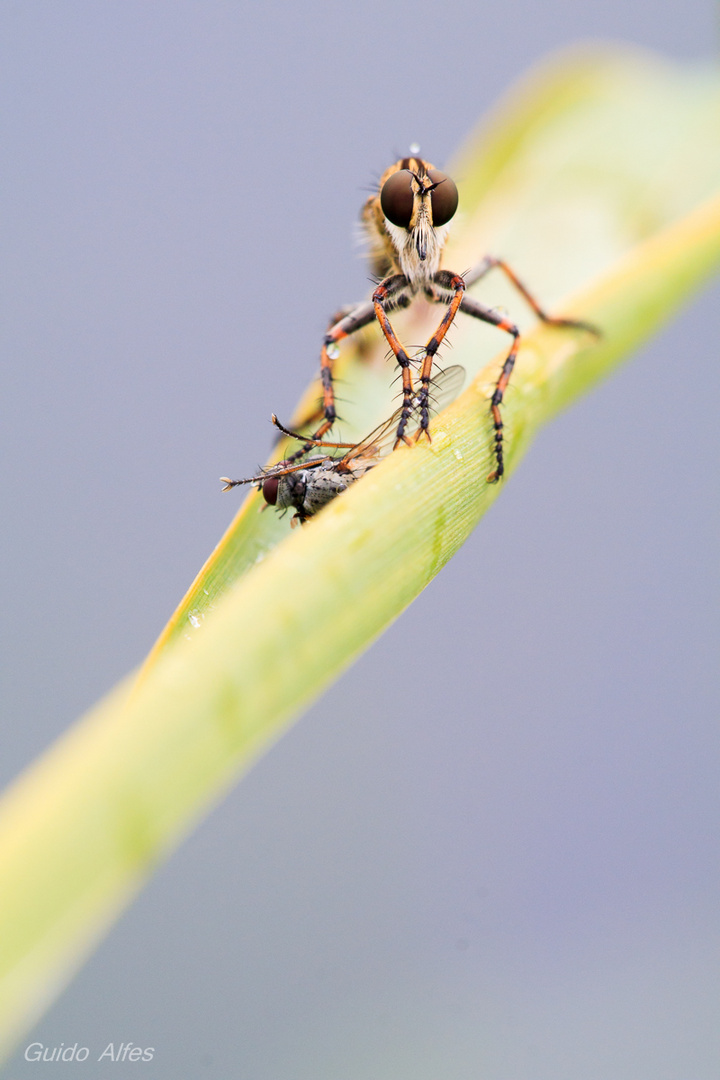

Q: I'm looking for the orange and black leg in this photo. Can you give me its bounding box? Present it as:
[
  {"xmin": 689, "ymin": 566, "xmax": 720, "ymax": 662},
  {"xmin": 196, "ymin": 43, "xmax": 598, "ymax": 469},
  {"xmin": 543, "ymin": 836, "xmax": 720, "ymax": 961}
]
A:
[
  {"xmin": 461, "ymin": 260, "xmax": 600, "ymax": 480},
  {"xmin": 283, "ymin": 300, "xmax": 376, "ymax": 462},
  {"xmin": 372, "ymin": 275, "xmax": 417, "ymax": 446},
  {"xmin": 464, "ymin": 256, "xmax": 600, "ymax": 336},
  {"xmin": 458, "ymin": 295, "xmax": 522, "ymax": 482},
  {"xmin": 318, "ymin": 300, "xmax": 377, "ymax": 435},
  {"xmin": 414, "ymin": 271, "xmax": 466, "ymax": 440}
]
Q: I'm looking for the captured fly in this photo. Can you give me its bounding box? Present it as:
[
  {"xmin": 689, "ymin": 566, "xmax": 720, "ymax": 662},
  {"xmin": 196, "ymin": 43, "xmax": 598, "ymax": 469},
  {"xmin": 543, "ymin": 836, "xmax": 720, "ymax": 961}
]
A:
[{"xmin": 221, "ymin": 365, "xmax": 465, "ymax": 524}]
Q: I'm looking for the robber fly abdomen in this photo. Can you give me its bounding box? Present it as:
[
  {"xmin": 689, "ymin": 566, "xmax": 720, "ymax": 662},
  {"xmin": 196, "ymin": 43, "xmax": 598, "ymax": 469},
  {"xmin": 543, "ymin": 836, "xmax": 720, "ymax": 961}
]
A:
[{"xmin": 299, "ymin": 153, "xmax": 599, "ymax": 482}]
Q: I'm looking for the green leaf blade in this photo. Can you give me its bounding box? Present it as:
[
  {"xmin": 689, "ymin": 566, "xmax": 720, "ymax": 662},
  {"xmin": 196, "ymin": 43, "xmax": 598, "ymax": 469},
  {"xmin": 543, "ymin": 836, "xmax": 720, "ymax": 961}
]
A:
[{"xmin": 1, "ymin": 44, "xmax": 719, "ymax": 1057}]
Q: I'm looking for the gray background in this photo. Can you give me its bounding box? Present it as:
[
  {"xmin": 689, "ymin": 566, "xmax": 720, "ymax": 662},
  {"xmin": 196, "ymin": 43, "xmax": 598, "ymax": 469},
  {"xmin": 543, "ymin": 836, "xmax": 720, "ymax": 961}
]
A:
[{"xmin": 1, "ymin": 2, "xmax": 718, "ymax": 1077}]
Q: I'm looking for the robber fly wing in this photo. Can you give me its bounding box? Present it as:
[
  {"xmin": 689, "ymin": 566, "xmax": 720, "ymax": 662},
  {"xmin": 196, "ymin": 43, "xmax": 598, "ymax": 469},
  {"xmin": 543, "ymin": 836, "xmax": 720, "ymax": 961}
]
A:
[
  {"xmin": 337, "ymin": 365, "xmax": 466, "ymax": 474},
  {"xmin": 337, "ymin": 409, "xmax": 406, "ymax": 469},
  {"xmin": 386, "ymin": 363, "xmax": 465, "ymax": 417},
  {"xmin": 426, "ymin": 363, "xmax": 466, "ymax": 413}
]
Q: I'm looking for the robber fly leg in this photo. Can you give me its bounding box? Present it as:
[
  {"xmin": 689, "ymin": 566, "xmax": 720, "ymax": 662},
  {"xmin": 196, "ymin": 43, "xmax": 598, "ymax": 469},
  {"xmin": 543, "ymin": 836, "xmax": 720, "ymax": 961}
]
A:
[
  {"xmin": 319, "ymin": 300, "xmax": 377, "ymax": 429},
  {"xmin": 457, "ymin": 295, "xmax": 522, "ymax": 483},
  {"xmin": 460, "ymin": 259, "xmax": 601, "ymax": 480},
  {"xmin": 372, "ymin": 274, "xmax": 416, "ymax": 447},
  {"xmin": 282, "ymin": 300, "xmax": 377, "ymax": 463},
  {"xmin": 464, "ymin": 256, "xmax": 601, "ymax": 337},
  {"xmin": 413, "ymin": 271, "xmax": 466, "ymax": 441}
]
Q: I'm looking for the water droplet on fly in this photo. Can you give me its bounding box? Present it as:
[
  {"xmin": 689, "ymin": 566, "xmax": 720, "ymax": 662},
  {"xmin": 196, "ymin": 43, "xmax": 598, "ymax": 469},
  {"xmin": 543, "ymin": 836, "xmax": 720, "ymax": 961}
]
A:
[
  {"xmin": 188, "ymin": 612, "xmax": 203, "ymax": 628},
  {"xmin": 409, "ymin": 142, "xmax": 421, "ymax": 155},
  {"xmin": 326, "ymin": 342, "xmax": 340, "ymax": 361}
]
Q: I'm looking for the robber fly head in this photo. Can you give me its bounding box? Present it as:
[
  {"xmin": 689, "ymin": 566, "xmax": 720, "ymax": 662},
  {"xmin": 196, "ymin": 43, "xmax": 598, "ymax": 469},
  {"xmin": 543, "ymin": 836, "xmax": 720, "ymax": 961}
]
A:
[{"xmin": 362, "ymin": 155, "xmax": 459, "ymax": 286}]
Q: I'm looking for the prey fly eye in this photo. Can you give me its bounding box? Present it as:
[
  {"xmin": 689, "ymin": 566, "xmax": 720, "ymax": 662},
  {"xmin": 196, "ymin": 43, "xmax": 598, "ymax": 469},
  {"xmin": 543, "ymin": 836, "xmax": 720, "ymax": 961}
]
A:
[
  {"xmin": 380, "ymin": 170, "xmax": 414, "ymax": 228},
  {"xmin": 427, "ymin": 170, "xmax": 458, "ymax": 227},
  {"xmin": 262, "ymin": 476, "xmax": 279, "ymax": 505}
]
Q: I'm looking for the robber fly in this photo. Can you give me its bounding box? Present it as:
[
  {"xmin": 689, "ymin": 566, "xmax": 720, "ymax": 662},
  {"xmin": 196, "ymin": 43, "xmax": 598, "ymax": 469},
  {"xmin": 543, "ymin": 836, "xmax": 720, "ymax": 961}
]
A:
[
  {"xmin": 298, "ymin": 153, "xmax": 599, "ymax": 482},
  {"xmin": 222, "ymin": 365, "xmax": 465, "ymax": 524}
]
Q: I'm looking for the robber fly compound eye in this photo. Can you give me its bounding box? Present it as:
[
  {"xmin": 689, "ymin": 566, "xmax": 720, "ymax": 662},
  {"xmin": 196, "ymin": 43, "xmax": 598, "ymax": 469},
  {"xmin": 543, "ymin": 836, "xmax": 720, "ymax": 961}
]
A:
[
  {"xmin": 380, "ymin": 168, "xmax": 459, "ymax": 230},
  {"xmin": 426, "ymin": 170, "xmax": 458, "ymax": 227},
  {"xmin": 380, "ymin": 170, "xmax": 415, "ymax": 228}
]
